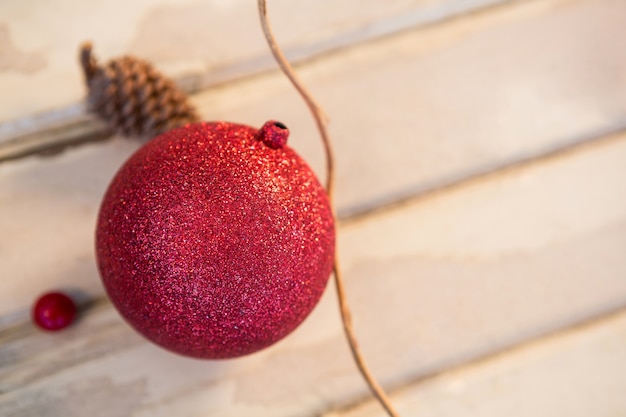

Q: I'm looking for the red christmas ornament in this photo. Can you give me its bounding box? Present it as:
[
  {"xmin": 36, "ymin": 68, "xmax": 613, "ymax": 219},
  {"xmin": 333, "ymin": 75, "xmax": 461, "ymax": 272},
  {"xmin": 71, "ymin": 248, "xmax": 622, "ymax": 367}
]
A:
[
  {"xmin": 32, "ymin": 292, "xmax": 77, "ymax": 331},
  {"xmin": 96, "ymin": 121, "xmax": 335, "ymax": 359}
]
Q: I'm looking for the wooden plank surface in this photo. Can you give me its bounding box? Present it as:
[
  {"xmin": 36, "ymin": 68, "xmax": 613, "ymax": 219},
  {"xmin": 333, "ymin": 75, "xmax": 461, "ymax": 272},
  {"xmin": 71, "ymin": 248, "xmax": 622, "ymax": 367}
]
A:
[
  {"xmin": 3, "ymin": 0, "xmax": 626, "ymax": 188},
  {"xmin": 2, "ymin": 0, "xmax": 624, "ymax": 212},
  {"xmin": 0, "ymin": 0, "xmax": 508, "ymax": 130},
  {"xmin": 2, "ymin": 0, "xmax": 626, "ymax": 318},
  {"xmin": 325, "ymin": 310, "xmax": 626, "ymax": 417},
  {"xmin": 210, "ymin": 0, "xmax": 626, "ymax": 216},
  {"xmin": 2, "ymin": 126, "xmax": 625, "ymax": 417},
  {"xmin": 1, "ymin": 0, "xmax": 626, "ymax": 415}
]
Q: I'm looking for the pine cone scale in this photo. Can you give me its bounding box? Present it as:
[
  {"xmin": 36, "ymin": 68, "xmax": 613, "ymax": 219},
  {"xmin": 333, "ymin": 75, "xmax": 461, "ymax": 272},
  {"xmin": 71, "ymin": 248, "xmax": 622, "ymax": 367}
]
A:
[{"xmin": 80, "ymin": 42, "xmax": 199, "ymax": 139}]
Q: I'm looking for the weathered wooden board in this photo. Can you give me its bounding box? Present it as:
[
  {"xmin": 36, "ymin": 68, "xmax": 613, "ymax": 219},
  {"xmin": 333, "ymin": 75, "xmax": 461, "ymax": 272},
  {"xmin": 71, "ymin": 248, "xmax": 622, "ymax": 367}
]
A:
[
  {"xmin": 3, "ymin": 0, "xmax": 624, "ymax": 215},
  {"xmin": 204, "ymin": 0, "xmax": 626, "ymax": 217},
  {"xmin": 326, "ymin": 310, "xmax": 626, "ymax": 417},
  {"xmin": 0, "ymin": 0, "xmax": 509, "ymax": 128},
  {"xmin": 0, "ymin": 139, "xmax": 139, "ymax": 324},
  {"xmin": 3, "ymin": 0, "xmax": 626, "ymax": 195},
  {"xmin": 2, "ymin": 0, "xmax": 625, "ymax": 322},
  {"xmin": 2, "ymin": 124, "xmax": 625, "ymax": 417},
  {"xmin": 1, "ymin": 0, "xmax": 626, "ymax": 415}
]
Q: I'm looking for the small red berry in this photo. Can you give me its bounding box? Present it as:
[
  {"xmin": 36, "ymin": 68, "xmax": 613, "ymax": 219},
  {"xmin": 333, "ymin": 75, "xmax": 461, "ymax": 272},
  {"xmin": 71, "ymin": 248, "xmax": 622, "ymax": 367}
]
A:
[{"xmin": 32, "ymin": 292, "xmax": 77, "ymax": 331}]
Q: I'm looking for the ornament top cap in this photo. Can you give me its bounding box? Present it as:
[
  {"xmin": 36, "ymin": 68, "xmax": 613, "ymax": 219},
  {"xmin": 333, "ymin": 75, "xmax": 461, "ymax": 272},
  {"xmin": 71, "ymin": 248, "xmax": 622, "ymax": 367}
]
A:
[{"xmin": 256, "ymin": 120, "xmax": 289, "ymax": 149}]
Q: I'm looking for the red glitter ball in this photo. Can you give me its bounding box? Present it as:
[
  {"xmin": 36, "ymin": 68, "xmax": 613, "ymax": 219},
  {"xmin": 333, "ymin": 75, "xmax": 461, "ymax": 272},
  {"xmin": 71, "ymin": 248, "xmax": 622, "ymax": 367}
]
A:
[
  {"xmin": 96, "ymin": 121, "xmax": 335, "ymax": 359},
  {"xmin": 32, "ymin": 292, "xmax": 77, "ymax": 331}
]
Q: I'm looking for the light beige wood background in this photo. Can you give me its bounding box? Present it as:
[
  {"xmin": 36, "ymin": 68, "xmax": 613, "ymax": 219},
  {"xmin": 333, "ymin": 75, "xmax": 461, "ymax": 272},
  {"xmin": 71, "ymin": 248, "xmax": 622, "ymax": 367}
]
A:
[{"xmin": 1, "ymin": 0, "xmax": 625, "ymax": 416}]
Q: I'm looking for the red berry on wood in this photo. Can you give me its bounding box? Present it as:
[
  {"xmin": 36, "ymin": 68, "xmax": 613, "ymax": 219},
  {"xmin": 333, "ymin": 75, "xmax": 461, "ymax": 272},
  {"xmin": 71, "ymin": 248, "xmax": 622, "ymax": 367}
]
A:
[
  {"xmin": 96, "ymin": 121, "xmax": 335, "ymax": 359},
  {"xmin": 32, "ymin": 292, "xmax": 77, "ymax": 331}
]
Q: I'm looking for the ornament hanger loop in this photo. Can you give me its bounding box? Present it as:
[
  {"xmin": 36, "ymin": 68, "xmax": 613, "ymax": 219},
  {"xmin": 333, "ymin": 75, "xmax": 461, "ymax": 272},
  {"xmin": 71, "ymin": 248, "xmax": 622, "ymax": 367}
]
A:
[{"xmin": 256, "ymin": 120, "xmax": 289, "ymax": 149}]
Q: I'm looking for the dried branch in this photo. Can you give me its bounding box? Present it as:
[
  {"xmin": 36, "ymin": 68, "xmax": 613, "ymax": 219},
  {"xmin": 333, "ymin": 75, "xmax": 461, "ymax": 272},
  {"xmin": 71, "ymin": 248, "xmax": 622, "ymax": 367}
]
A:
[{"xmin": 257, "ymin": 2, "xmax": 401, "ymax": 416}]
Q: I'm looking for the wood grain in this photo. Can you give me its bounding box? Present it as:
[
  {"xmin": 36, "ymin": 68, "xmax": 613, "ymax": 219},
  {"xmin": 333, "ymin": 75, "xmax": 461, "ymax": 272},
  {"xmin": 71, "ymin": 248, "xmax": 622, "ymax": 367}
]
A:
[
  {"xmin": 325, "ymin": 309, "xmax": 626, "ymax": 417},
  {"xmin": 1, "ymin": 0, "xmax": 625, "ymax": 415},
  {"xmin": 2, "ymin": 125, "xmax": 625, "ymax": 417},
  {"xmin": 0, "ymin": 0, "xmax": 509, "ymax": 129},
  {"xmin": 2, "ymin": 0, "xmax": 625, "ymax": 320},
  {"xmin": 4, "ymin": 0, "xmax": 625, "ymax": 217}
]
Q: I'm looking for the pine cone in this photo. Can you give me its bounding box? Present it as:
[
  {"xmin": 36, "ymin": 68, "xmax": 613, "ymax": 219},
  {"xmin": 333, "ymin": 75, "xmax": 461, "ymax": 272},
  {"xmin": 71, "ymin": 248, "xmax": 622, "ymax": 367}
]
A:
[{"xmin": 80, "ymin": 42, "xmax": 199, "ymax": 139}]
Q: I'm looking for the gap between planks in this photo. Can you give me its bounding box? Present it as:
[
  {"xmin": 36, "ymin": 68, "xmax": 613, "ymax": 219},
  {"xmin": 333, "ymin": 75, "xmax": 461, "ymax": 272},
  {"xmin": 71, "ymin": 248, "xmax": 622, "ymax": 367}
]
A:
[
  {"xmin": 2, "ymin": 117, "xmax": 626, "ymax": 416},
  {"xmin": 4, "ymin": 297, "xmax": 626, "ymax": 415},
  {"xmin": 342, "ymin": 123, "xmax": 626, "ymax": 224},
  {"xmin": 325, "ymin": 306, "xmax": 626, "ymax": 417},
  {"xmin": 1, "ymin": 122, "xmax": 625, "ymax": 330},
  {"xmin": 1, "ymin": 125, "xmax": 624, "ymax": 332},
  {"xmin": 0, "ymin": 0, "xmax": 570, "ymax": 164}
]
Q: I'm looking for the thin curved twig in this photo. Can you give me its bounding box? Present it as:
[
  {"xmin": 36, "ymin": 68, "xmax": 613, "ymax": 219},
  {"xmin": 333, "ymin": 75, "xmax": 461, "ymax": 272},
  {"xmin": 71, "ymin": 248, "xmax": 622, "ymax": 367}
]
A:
[
  {"xmin": 256, "ymin": 0, "xmax": 334, "ymax": 196},
  {"xmin": 257, "ymin": 2, "xmax": 400, "ymax": 416}
]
